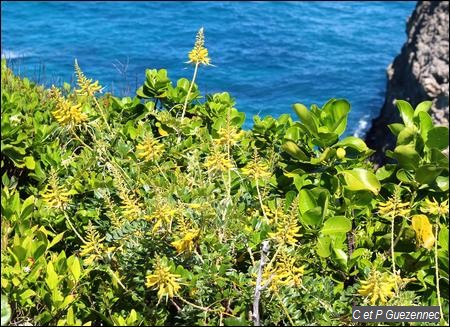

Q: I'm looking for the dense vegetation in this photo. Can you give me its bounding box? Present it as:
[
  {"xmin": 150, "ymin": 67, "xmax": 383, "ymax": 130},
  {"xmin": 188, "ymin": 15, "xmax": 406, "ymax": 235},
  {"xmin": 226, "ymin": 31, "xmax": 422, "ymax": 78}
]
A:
[{"xmin": 1, "ymin": 29, "xmax": 449, "ymax": 326}]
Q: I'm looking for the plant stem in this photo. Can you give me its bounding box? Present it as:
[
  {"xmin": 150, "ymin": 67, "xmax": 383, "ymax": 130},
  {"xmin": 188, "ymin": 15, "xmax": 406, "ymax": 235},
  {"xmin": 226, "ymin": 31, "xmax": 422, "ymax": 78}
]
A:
[
  {"xmin": 181, "ymin": 62, "xmax": 199, "ymax": 121},
  {"xmin": 253, "ymin": 240, "xmax": 270, "ymax": 326},
  {"xmin": 63, "ymin": 212, "xmax": 86, "ymax": 244},
  {"xmin": 434, "ymin": 223, "xmax": 445, "ymax": 324}
]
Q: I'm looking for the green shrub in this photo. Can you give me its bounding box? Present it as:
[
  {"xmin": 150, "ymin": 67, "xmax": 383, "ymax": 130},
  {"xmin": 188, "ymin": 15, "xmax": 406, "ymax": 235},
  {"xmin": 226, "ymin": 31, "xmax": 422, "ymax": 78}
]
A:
[{"xmin": 1, "ymin": 28, "xmax": 448, "ymax": 326}]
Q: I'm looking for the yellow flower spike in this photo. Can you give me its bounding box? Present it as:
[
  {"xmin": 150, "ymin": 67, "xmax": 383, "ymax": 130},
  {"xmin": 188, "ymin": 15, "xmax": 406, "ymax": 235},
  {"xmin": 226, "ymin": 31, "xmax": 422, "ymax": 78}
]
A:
[
  {"xmin": 145, "ymin": 258, "xmax": 183, "ymax": 301},
  {"xmin": 241, "ymin": 160, "xmax": 272, "ymax": 180},
  {"xmin": 378, "ymin": 194, "xmax": 411, "ymax": 220},
  {"xmin": 41, "ymin": 172, "xmax": 72, "ymax": 210},
  {"xmin": 187, "ymin": 27, "xmax": 211, "ymax": 66},
  {"xmin": 79, "ymin": 223, "xmax": 107, "ymax": 266},
  {"xmin": 420, "ymin": 198, "xmax": 449, "ymax": 217},
  {"xmin": 171, "ymin": 229, "xmax": 200, "ymax": 254},
  {"xmin": 74, "ymin": 59, "xmax": 103, "ymax": 97},
  {"xmin": 136, "ymin": 134, "xmax": 165, "ymax": 162},
  {"xmin": 358, "ymin": 270, "xmax": 413, "ymax": 305},
  {"xmin": 203, "ymin": 150, "xmax": 233, "ymax": 173},
  {"xmin": 50, "ymin": 86, "xmax": 88, "ymax": 127}
]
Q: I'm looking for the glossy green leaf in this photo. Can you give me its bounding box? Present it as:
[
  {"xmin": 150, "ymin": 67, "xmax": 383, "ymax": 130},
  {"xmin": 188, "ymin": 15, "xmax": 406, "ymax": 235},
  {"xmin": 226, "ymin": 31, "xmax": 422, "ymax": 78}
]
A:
[
  {"xmin": 415, "ymin": 165, "xmax": 443, "ymax": 185},
  {"xmin": 340, "ymin": 168, "xmax": 381, "ymax": 194},
  {"xmin": 414, "ymin": 100, "xmax": 432, "ymax": 116},
  {"xmin": 426, "ymin": 127, "xmax": 449, "ymax": 150},
  {"xmin": 316, "ymin": 236, "xmax": 332, "ymax": 258},
  {"xmin": 393, "ymin": 144, "xmax": 421, "ymax": 170},
  {"xmin": 293, "ymin": 103, "xmax": 317, "ymax": 134},
  {"xmin": 395, "ymin": 99, "xmax": 414, "ymax": 127},
  {"xmin": 322, "ymin": 216, "xmax": 352, "ymax": 235}
]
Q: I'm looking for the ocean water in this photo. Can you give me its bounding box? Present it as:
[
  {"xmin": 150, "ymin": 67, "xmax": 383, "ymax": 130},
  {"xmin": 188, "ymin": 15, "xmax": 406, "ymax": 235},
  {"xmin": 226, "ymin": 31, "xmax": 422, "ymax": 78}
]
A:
[{"xmin": 1, "ymin": 1, "xmax": 416, "ymax": 135}]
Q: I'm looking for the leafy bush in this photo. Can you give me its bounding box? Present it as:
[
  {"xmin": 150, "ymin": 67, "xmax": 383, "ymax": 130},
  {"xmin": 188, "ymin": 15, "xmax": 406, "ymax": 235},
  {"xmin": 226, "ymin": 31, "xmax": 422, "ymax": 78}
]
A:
[{"xmin": 1, "ymin": 28, "xmax": 448, "ymax": 326}]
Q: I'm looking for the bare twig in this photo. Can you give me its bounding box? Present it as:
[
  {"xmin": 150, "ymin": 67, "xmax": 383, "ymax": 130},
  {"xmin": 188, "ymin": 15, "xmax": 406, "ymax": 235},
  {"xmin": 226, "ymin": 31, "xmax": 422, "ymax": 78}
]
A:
[{"xmin": 252, "ymin": 240, "xmax": 270, "ymax": 326}]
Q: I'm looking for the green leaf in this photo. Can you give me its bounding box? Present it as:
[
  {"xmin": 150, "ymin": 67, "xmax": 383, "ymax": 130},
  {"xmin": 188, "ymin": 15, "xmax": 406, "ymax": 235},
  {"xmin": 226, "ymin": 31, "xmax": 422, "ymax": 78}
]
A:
[
  {"xmin": 293, "ymin": 103, "xmax": 317, "ymax": 134},
  {"xmin": 340, "ymin": 168, "xmax": 381, "ymax": 194},
  {"xmin": 375, "ymin": 164, "xmax": 396, "ymax": 181},
  {"xmin": 395, "ymin": 100, "xmax": 414, "ymax": 127},
  {"xmin": 1, "ymin": 295, "xmax": 11, "ymax": 326},
  {"xmin": 47, "ymin": 232, "xmax": 65, "ymax": 250},
  {"xmin": 418, "ymin": 111, "xmax": 433, "ymax": 142},
  {"xmin": 392, "ymin": 144, "xmax": 421, "ymax": 171},
  {"xmin": 281, "ymin": 140, "xmax": 308, "ymax": 161},
  {"xmin": 316, "ymin": 236, "xmax": 332, "ymax": 258},
  {"xmin": 388, "ymin": 123, "xmax": 405, "ymax": 137},
  {"xmin": 45, "ymin": 261, "xmax": 59, "ymax": 290},
  {"xmin": 436, "ymin": 176, "xmax": 449, "ymax": 192},
  {"xmin": 336, "ymin": 136, "xmax": 369, "ymax": 152},
  {"xmin": 322, "ymin": 216, "xmax": 352, "ymax": 235},
  {"xmin": 321, "ymin": 99, "xmax": 351, "ymax": 136},
  {"xmin": 438, "ymin": 226, "xmax": 448, "ymax": 249},
  {"xmin": 301, "ymin": 207, "xmax": 323, "ymax": 226},
  {"xmin": 298, "ymin": 189, "xmax": 317, "ymax": 214},
  {"xmin": 415, "ymin": 165, "xmax": 443, "ymax": 185},
  {"xmin": 426, "ymin": 127, "xmax": 449, "ymax": 150},
  {"xmin": 68, "ymin": 256, "xmax": 81, "ymax": 282},
  {"xmin": 414, "ymin": 101, "xmax": 433, "ymax": 116},
  {"xmin": 224, "ymin": 317, "xmax": 249, "ymax": 326},
  {"xmin": 24, "ymin": 156, "xmax": 35, "ymax": 170},
  {"xmin": 333, "ymin": 248, "xmax": 348, "ymax": 269},
  {"xmin": 396, "ymin": 126, "xmax": 417, "ymax": 146}
]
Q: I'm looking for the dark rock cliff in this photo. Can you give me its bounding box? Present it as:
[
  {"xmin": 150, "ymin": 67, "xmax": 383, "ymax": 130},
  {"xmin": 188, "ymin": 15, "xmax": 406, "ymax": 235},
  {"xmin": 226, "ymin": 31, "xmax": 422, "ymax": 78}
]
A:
[{"xmin": 365, "ymin": 1, "xmax": 449, "ymax": 164}]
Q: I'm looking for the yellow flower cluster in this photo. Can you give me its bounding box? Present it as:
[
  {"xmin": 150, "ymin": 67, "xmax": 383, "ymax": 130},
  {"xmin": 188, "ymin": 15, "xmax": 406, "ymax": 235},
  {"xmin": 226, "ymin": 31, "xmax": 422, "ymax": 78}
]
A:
[
  {"xmin": 214, "ymin": 125, "xmax": 245, "ymax": 147},
  {"xmin": 171, "ymin": 229, "xmax": 200, "ymax": 254},
  {"xmin": 420, "ymin": 197, "xmax": 449, "ymax": 217},
  {"xmin": 80, "ymin": 224, "xmax": 111, "ymax": 266},
  {"xmin": 241, "ymin": 160, "xmax": 272, "ymax": 180},
  {"xmin": 187, "ymin": 27, "xmax": 211, "ymax": 66},
  {"xmin": 145, "ymin": 258, "xmax": 183, "ymax": 301},
  {"xmin": 41, "ymin": 172, "xmax": 72, "ymax": 211},
  {"xmin": 119, "ymin": 190, "xmax": 143, "ymax": 221},
  {"xmin": 148, "ymin": 201, "xmax": 179, "ymax": 233},
  {"xmin": 50, "ymin": 85, "xmax": 88, "ymax": 128},
  {"xmin": 262, "ymin": 251, "xmax": 305, "ymax": 292},
  {"xmin": 378, "ymin": 194, "xmax": 411, "ymax": 220},
  {"xmin": 74, "ymin": 59, "xmax": 102, "ymax": 97},
  {"xmin": 358, "ymin": 270, "xmax": 407, "ymax": 305},
  {"xmin": 203, "ymin": 150, "xmax": 233, "ymax": 173},
  {"xmin": 268, "ymin": 216, "xmax": 301, "ymax": 246},
  {"xmin": 136, "ymin": 134, "xmax": 165, "ymax": 162}
]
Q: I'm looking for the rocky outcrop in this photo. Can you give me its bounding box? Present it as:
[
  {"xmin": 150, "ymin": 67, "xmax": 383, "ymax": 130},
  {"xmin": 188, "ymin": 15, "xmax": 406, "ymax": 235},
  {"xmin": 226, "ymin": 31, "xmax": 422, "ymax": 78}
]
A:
[{"xmin": 365, "ymin": 1, "xmax": 449, "ymax": 164}]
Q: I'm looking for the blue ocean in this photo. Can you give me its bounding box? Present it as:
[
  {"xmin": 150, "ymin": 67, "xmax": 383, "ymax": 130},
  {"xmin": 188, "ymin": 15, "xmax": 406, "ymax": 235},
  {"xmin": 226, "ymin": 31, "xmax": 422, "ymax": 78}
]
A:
[{"xmin": 1, "ymin": 1, "xmax": 416, "ymax": 135}]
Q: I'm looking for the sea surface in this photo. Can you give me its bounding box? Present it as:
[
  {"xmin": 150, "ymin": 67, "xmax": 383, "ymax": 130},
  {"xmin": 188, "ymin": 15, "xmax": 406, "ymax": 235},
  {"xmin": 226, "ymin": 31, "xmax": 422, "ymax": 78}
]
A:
[{"xmin": 1, "ymin": 1, "xmax": 416, "ymax": 135}]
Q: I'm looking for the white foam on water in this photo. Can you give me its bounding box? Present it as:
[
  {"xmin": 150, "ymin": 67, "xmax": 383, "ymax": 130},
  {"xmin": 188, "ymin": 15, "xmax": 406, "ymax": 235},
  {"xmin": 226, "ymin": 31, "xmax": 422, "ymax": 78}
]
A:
[
  {"xmin": 1, "ymin": 50, "xmax": 31, "ymax": 60},
  {"xmin": 353, "ymin": 115, "xmax": 370, "ymax": 138}
]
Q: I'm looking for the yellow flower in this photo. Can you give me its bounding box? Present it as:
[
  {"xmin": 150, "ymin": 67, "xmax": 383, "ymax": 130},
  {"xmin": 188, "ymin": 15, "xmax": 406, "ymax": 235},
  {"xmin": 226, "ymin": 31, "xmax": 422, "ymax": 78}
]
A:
[
  {"xmin": 119, "ymin": 191, "xmax": 143, "ymax": 221},
  {"xmin": 187, "ymin": 27, "xmax": 211, "ymax": 66},
  {"xmin": 145, "ymin": 258, "xmax": 183, "ymax": 301},
  {"xmin": 41, "ymin": 172, "xmax": 72, "ymax": 210},
  {"xmin": 268, "ymin": 219, "xmax": 301, "ymax": 246},
  {"xmin": 171, "ymin": 229, "xmax": 200, "ymax": 254},
  {"xmin": 214, "ymin": 126, "xmax": 245, "ymax": 147},
  {"xmin": 241, "ymin": 160, "xmax": 271, "ymax": 180},
  {"xmin": 136, "ymin": 134, "xmax": 165, "ymax": 162},
  {"xmin": 74, "ymin": 59, "xmax": 102, "ymax": 97},
  {"xmin": 378, "ymin": 195, "xmax": 410, "ymax": 220},
  {"xmin": 262, "ymin": 251, "xmax": 305, "ymax": 292},
  {"xmin": 50, "ymin": 85, "xmax": 88, "ymax": 127},
  {"xmin": 148, "ymin": 202, "xmax": 179, "ymax": 233},
  {"xmin": 420, "ymin": 197, "xmax": 448, "ymax": 217},
  {"xmin": 358, "ymin": 270, "xmax": 412, "ymax": 305},
  {"xmin": 203, "ymin": 150, "xmax": 233, "ymax": 173},
  {"xmin": 80, "ymin": 223, "xmax": 113, "ymax": 266}
]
